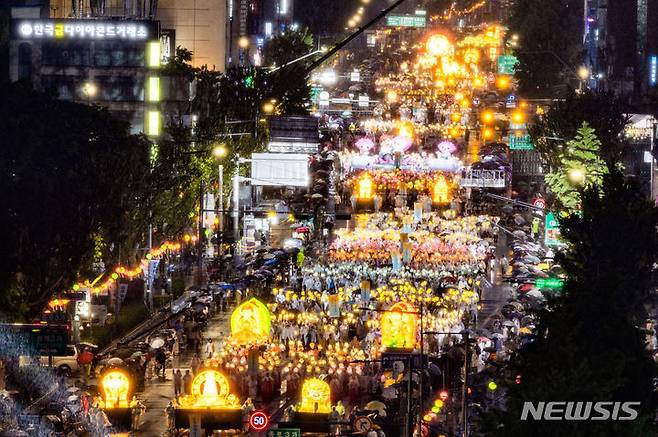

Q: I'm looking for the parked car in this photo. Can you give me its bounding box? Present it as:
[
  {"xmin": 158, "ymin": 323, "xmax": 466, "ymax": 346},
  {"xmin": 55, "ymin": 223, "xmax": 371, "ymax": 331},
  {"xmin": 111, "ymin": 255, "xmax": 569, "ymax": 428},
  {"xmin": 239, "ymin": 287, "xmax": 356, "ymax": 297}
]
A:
[{"xmin": 39, "ymin": 344, "xmax": 79, "ymax": 376}]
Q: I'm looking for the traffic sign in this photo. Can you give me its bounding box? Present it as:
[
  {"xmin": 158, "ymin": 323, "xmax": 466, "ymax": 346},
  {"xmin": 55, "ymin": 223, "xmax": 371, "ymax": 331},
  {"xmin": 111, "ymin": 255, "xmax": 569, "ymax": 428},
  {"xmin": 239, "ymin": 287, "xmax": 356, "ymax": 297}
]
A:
[
  {"xmin": 353, "ymin": 416, "xmax": 373, "ymax": 433},
  {"xmin": 381, "ymin": 352, "xmax": 424, "ymax": 369},
  {"xmin": 544, "ymin": 212, "xmax": 562, "ymax": 246},
  {"xmin": 249, "ymin": 411, "xmax": 270, "ymax": 431},
  {"xmin": 267, "ymin": 429, "xmax": 300, "ymax": 437},
  {"xmin": 508, "ymin": 134, "xmax": 534, "ymax": 150},
  {"xmin": 386, "ymin": 15, "xmax": 427, "ymax": 28},
  {"xmin": 497, "ymin": 55, "xmax": 518, "ymax": 75},
  {"xmin": 532, "ymin": 196, "xmax": 547, "ymax": 209}
]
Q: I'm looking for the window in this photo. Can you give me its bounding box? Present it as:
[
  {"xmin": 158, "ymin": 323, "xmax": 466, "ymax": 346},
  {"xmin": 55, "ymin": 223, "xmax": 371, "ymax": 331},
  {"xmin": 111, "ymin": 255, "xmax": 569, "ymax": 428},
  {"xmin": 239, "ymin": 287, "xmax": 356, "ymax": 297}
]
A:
[{"xmin": 17, "ymin": 43, "xmax": 32, "ymax": 80}]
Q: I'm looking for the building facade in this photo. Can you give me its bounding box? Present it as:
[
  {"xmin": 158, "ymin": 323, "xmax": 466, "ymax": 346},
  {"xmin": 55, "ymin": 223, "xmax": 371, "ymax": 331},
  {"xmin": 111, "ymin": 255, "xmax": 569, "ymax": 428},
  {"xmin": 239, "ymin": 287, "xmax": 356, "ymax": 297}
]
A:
[
  {"xmin": 584, "ymin": 0, "xmax": 658, "ymax": 106},
  {"xmin": 227, "ymin": 0, "xmax": 294, "ymax": 67},
  {"xmin": 9, "ymin": 13, "xmax": 163, "ymax": 135}
]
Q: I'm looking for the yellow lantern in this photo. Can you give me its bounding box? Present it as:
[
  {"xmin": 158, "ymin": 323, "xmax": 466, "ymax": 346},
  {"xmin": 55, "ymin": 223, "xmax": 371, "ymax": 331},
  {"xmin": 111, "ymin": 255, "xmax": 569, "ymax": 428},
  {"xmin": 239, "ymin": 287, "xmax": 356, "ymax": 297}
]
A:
[
  {"xmin": 230, "ymin": 298, "xmax": 271, "ymax": 344},
  {"xmin": 481, "ymin": 109, "xmax": 494, "ymax": 124},
  {"xmin": 177, "ymin": 369, "xmax": 241, "ymax": 409},
  {"xmin": 357, "ymin": 173, "xmax": 373, "ymax": 200},
  {"xmin": 298, "ymin": 378, "xmax": 332, "ymax": 414},
  {"xmin": 495, "ymin": 75, "xmax": 511, "ymax": 90},
  {"xmin": 99, "ymin": 370, "xmax": 132, "ymax": 409},
  {"xmin": 433, "ymin": 175, "xmax": 450, "ymax": 204},
  {"xmin": 426, "ymin": 34, "xmax": 452, "ymax": 57},
  {"xmin": 381, "ymin": 302, "xmax": 417, "ymax": 350}
]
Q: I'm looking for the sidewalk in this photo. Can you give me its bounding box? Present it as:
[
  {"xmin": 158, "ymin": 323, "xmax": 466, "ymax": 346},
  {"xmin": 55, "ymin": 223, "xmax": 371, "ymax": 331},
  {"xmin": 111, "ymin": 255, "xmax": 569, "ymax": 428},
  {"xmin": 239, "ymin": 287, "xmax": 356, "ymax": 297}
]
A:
[{"xmin": 135, "ymin": 309, "xmax": 232, "ymax": 436}]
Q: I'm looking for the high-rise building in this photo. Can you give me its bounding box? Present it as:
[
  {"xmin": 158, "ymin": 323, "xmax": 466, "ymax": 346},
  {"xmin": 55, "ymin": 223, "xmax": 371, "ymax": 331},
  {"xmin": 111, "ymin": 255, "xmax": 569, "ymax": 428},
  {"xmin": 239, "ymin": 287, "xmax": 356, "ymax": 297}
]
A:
[
  {"xmin": 584, "ymin": 0, "xmax": 658, "ymax": 106},
  {"xmin": 227, "ymin": 0, "xmax": 294, "ymax": 67},
  {"xmin": 156, "ymin": 0, "xmax": 227, "ymax": 71}
]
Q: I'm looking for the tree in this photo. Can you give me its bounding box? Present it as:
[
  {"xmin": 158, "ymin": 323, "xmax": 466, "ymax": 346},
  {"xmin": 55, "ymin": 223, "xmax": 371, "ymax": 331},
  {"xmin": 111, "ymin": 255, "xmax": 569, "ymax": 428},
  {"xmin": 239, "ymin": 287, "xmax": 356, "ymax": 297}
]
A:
[
  {"xmin": 508, "ymin": 0, "xmax": 583, "ymax": 97},
  {"xmin": 530, "ymin": 90, "xmax": 630, "ymax": 169},
  {"xmin": 263, "ymin": 29, "xmax": 314, "ymax": 115},
  {"xmin": 477, "ymin": 170, "xmax": 657, "ymax": 436},
  {"xmin": 544, "ymin": 122, "xmax": 607, "ymax": 212},
  {"xmin": 0, "ymin": 82, "xmax": 154, "ymax": 320}
]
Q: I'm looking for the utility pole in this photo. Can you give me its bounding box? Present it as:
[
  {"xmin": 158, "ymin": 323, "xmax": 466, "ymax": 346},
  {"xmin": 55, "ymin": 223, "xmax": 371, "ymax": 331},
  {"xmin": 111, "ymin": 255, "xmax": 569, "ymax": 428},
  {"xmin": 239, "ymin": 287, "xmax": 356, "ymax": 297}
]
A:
[
  {"xmin": 232, "ymin": 154, "xmax": 241, "ymax": 249},
  {"xmin": 304, "ymin": 0, "xmax": 412, "ymax": 75},
  {"xmin": 197, "ymin": 181, "xmax": 205, "ymax": 284},
  {"xmin": 462, "ymin": 330, "xmax": 470, "ymax": 437},
  {"xmin": 218, "ymin": 163, "xmax": 224, "ymax": 255}
]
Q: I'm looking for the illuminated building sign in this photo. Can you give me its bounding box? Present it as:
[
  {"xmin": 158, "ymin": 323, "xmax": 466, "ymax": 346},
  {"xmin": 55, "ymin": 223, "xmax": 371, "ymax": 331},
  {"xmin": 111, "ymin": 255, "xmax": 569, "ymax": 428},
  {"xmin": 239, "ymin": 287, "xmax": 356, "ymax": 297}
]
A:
[
  {"xmin": 650, "ymin": 56, "xmax": 657, "ymax": 86},
  {"xmin": 13, "ymin": 19, "xmax": 154, "ymax": 41}
]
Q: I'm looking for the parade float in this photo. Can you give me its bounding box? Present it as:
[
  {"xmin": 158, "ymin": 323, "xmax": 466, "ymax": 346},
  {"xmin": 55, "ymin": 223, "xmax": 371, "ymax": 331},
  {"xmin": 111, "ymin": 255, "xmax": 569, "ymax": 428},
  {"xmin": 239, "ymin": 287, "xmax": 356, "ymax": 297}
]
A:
[
  {"xmin": 96, "ymin": 369, "xmax": 137, "ymax": 431},
  {"xmin": 172, "ymin": 369, "xmax": 242, "ymax": 433}
]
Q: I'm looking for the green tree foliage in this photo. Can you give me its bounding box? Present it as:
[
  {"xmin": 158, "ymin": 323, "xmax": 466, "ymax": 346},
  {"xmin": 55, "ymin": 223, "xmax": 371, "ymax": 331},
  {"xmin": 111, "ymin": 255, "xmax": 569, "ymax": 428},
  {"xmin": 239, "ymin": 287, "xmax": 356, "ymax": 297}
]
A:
[
  {"xmin": 0, "ymin": 82, "xmax": 153, "ymax": 320},
  {"xmin": 477, "ymin": 170, "xmax": 657, "ymax": 436},
  {"xmin": 530, "ymin": 90, "xmax": 629, "ymax": 169},
  {"xmin": 545, "ymin": 122, "xmax": 607, "ymax": 212},
  {"xmin": 508, "ymin": 0, "xmax": 583, "ymax": 97},
  {"xmin": 263, "ymin": 29, "xmax": 314, "ymax": 115}
]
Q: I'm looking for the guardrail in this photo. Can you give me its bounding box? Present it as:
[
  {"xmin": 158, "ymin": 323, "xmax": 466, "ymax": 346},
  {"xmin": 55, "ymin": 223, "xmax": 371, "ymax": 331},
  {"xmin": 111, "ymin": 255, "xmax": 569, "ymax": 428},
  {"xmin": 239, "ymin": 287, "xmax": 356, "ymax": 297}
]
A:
[{"xmin": 460, "ymin": 169, "xmax": 506, "ymax": 188}]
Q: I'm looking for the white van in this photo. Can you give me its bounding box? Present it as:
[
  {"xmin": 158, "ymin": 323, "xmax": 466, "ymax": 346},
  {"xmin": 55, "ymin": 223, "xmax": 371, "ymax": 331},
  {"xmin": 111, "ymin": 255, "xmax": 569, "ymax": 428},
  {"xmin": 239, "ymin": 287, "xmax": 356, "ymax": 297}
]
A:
[{"xmin": 39, "ymin": 344, "xmax": 79, "ymax": 375}]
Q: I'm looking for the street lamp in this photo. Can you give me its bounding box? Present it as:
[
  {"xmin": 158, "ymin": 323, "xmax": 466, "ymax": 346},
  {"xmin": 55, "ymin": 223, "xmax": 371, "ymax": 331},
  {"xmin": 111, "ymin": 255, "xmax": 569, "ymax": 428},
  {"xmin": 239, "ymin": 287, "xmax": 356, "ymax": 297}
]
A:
[
  {"xmin": 214, "ymin": 144, "xmax": 228, "ymax": 254},
  {"xmin": 81, "ymin": 82, "xmax": 97, "ymax": 104},
  {"xmin": 238, "ymin": 37, "xmax": 250, "ymax": 49},
  {"xmin": 568, "ymin": 168, "xmax": 586, "ymax": 185}
]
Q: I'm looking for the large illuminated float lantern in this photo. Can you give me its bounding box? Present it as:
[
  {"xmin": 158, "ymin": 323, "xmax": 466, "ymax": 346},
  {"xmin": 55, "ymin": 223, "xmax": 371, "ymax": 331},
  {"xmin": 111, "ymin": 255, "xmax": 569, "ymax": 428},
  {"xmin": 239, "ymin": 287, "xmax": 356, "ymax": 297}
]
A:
[
  {"xmin": 353, "ymin": 172, "xmax": 375, "ymax": 211},
  {"xmin": 173, "ymin": 369, "xmax": 243, "ymax": 432},
  {"xmin": 230, "ymin": 297, "xmax": 271, "ymax": 344},
  {"xmin": 288, "ymin": 377, "xmax": 334, "ymax": 431},
  {"xmin": 381, "ymin": 302, "xmax": 418, "ymax": 351},
  {"xmin": 96, "ymin": 369, "xmax": 137, "ymax": 430}
]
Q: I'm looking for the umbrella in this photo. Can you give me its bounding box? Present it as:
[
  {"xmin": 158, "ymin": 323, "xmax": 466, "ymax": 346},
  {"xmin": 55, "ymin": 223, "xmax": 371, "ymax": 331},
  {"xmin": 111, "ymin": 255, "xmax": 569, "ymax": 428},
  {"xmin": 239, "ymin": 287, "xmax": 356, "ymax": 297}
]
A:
[
  {"xmin": 295, "ymin": 227, "xmax": 311, "ymax": 233},
  {"xmin": 525, "ymin": 289, "xmax": 545, "ymax": 300},
  {"xmin": 149, "ymin": 338, "xmax": 166, "ymax": 349},
  {"xmin": 519, "ymin": 327, "xmax": 533, "ymax": 334},
  {"xmin": 311, "ymin": 193, "xmax": 324, "ymax": 198},
  {"xmin": 78, "ymin": 342, "xmax": 98, "ymax": 349},
  {"xmin": 264, "ymin": 254, "xmax": 276, "ymax": 259},
  {"xmin": 513, "ymin": 214, "xmax": 526, "ymax": 226},
  {"xmin": 130, "ymin": 351, "xmax": 144, "ymax": 360},
  {"xmin": 502, "ymin": 320, "xmax": 515, "ymax": 327},
  {"xmin": 365, "ymin": 401, "xmax": 387, "ymax": 415},
  {"xmin": 491, "ymin": 333, "xmax": 504, "ymax": 339},
  {"xmin": 518, "ymin": 283, "xmax": 534, "ymax": 293},
  {"xmin": 513, "ymin": 230, "xmax": 526, "ymax": 239}
]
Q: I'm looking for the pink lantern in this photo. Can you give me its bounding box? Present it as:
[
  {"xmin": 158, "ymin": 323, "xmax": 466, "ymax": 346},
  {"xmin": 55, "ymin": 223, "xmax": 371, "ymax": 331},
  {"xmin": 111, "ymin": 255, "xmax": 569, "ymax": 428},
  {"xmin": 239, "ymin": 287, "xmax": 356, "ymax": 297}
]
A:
[
  {"xmin": 392, "ymin": 135, "xmax": 413, "ymax": 153},
  {"xmin": 355, "ymin": 137, "xmax": 376, "ymax": 155}
]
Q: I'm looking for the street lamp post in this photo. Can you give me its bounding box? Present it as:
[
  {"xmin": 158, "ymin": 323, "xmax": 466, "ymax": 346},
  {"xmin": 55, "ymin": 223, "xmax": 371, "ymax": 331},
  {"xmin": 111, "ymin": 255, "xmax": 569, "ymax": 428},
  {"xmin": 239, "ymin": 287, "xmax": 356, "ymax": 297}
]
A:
[{"xmin": 213, "ymin": 145, "xmax": 228, "ymax": 255}]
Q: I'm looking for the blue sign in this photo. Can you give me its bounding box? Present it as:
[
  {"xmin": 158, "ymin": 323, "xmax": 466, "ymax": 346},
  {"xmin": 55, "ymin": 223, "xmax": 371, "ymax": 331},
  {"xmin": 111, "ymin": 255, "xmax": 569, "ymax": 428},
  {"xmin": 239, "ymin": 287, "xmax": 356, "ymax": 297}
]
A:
[{"xmin": 650, "ymin": 56, "xmax": 657, "ymax": 86}]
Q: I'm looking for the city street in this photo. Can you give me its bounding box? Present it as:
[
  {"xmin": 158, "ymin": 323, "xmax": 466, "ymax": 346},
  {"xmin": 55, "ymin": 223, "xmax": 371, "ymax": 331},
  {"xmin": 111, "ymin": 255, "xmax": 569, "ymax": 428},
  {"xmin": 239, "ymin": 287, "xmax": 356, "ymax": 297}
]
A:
[{"xmin": 2, "ymin": 0, "xmax": 658, "ymax": 436}]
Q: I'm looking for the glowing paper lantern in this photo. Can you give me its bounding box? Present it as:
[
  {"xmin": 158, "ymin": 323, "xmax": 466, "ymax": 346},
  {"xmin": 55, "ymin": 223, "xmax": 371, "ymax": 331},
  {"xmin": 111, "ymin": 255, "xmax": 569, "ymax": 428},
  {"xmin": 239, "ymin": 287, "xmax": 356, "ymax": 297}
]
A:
[
  {"xmin": 355, "ymin": 137, "xmax": 376, "ymax": 155},
  {"xmin": 230, "ymin": 298, "xmax": 271, "ymax": 344},
  {"xmin": 433, "ymin": 175, "xmax": 451, "ymax": 204},
  {"xmin": 426, "ymin": 34, "xmax": 452, "ymax": 57},
  {"xmin": 177, "ymin": 370, "xmax": 241, "ymax": 409},
  {"xmin": 381, "ymin": 302, "xmax": 417, "ymax": 350},
  {"xmin": 99, "ymin": 370, "xmax": 132, "ymax": 408},
  {"xmin": 391, "ymin": 135, "xmax": 413, "ymax": 153},
  {"xmin": 298, "ymin": 378, "xmax": 332, "ymax": 414},
  {"xmin": 357, "ymin": 173, "xmax": 373, "ymax": 200}
]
